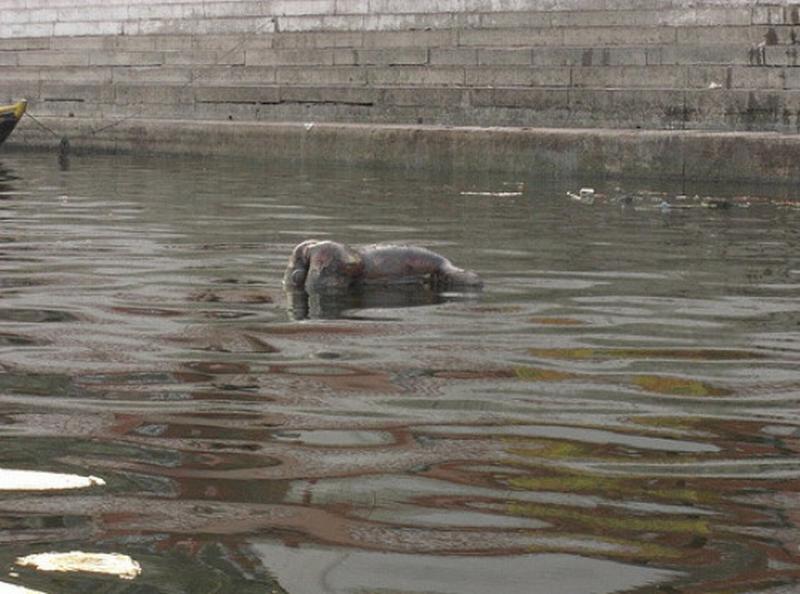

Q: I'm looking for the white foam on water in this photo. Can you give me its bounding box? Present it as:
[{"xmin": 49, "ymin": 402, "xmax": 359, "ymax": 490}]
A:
[{"xmin": 16, "ymin": 552, "xmax": 141, "ymax": 580}]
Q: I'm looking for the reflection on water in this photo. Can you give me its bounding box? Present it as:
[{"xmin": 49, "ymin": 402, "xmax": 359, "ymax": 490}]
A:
[
  {"xmin": 0, "ymin": 152, "xmax": 798, "ymax": 593},
  {"xmin": 285, "ymin": 285, "xmax": 462, "ymax": 320}
]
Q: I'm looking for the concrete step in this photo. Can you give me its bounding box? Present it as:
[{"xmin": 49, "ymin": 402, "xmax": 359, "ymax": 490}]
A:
[
  {"xmin": 8, "ymin": 41, "xmax": 794, "ymax": 69},
  {"xmin": 1, "ymin": 3, "xmax": 794, "ymax": 38},
  {"xmin": 0, "ymin": 41, "xmax": 773, "ymax": 70},
  {"xmin": 6, "ymin": 62, "xmax": 796, "ymax": 90},
  {"xmin": 2, "ymin": 19, "xmax": 799, "ymax": 48},
  {"xmin": 4, "ymin": 0, "xmax": 794, "ymax": 14},
  {"xmin": 3, "ymin": 26, "xmax": 798, "ymax": 57},
  {"xmin": 8, "ymin": 81, "xmax": 800, "ymax": 134}
]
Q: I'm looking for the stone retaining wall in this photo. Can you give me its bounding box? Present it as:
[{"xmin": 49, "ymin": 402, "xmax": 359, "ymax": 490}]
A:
[
  {"xmin": 3, "ymin": 0, "xmax": 800, "ymax": 134},
  {"xmin": 16, "ymin": 117, "xmax": 800, "ymax": 182}
]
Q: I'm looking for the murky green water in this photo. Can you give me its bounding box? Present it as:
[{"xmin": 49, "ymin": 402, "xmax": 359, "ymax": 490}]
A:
[{"xmin": 0, "ymin": 151, "xmax": 798, "ymax": 593}]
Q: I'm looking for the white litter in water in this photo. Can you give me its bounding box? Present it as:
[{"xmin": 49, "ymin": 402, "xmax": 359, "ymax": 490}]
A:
[
  {"xmin": 0, "ymin": 580, "xmax": 47, "ymax": 594},
  {"xmin": 16, "ymin": 552, "xmax": 142, "ymax": 580},
  {"xmin": 460, "ymin": 191, "xmax": 523, "ymax": 197},
  {"xmin": 0, "ymin": 469, "xmax": 105, "ymax": 491},
  {"xmin": 566, "ymin": 187, "xmax": 596, "ymax": 204}
]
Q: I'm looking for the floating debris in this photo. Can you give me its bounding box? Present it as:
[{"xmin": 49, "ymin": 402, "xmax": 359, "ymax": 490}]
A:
[
  {"xmin": 460, "ymin": 191, "xmax": 523, "ymax": 197},
  {"xmin": 569, "ymin": 188, "xmax": 772, "ymax": 211},
  {"xmin": 700, "ymin": 197, "xmax": 733, "ymax": 209},
  {"xmin": 563, "ymin": 187, "xmax": 753, "ymax": 210},
  {"xmin": 16, "ymin": 552, "xmax": 141, "ymax": 581},
  {"xmin": 0, "ymin": 468, "xmax": 105, "ymax": 491},
  {"xmin": 566, "ymin": 188, "xmax": 596, "ymax": 204},
  {"xmin": 640, "ymin": 194, "xmax": 753, "ymax": 211},
  {"xmin": 657, "ymin": 200, "xmax": 700, "ymax": 211}
]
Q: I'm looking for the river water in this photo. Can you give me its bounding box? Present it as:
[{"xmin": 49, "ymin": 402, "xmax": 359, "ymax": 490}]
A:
[{"xmin": 0, "ymin": 151, "xmax": 798, "ymax": 594}]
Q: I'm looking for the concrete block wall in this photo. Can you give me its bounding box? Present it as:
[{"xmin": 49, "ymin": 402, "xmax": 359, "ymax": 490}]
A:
[{"xmin": 3, "ymin": 0, "xmax": 800, "ymax": 132}]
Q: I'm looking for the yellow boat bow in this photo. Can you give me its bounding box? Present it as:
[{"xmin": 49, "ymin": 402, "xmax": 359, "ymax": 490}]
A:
[{"xmin": 0, "ymin": 99, "xmax": 27, "ymax": 146}]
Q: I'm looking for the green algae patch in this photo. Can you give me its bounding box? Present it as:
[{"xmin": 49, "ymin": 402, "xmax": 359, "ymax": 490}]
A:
[{"xmin": 633, "ymin": 375, "xmax": 731, "ymax": 397}]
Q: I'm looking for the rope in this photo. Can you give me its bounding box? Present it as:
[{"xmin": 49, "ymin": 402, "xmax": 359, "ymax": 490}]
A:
[
  {"xmin": 24, "ymin": 111, "xmax": 61, "ymax": 139},
  {"xmin": 24, "ymin": 111, "xmax": 71, "ymax": 159}
]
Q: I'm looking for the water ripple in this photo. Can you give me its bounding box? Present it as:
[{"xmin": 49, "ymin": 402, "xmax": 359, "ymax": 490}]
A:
[{"xmin": 0, "ymin": 153, "xmax": 797, "ymax": 593}]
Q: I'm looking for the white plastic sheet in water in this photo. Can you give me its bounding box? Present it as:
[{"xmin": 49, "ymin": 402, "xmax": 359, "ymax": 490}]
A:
[
  {"xmin": 0, "ymin": 580, "xmax": 47, "ymax": 594},
  {"xmin": 0, "ymin": 469, "xmax": 105, "ymax": 491},
  {"xmin": 16, "ymin": 552, "xmax": 141, "ymax": 580}
]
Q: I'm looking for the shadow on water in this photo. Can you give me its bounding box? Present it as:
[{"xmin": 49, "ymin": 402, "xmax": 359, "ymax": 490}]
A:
[{"xmin": 0, "ymin": 152, "xmax": 798, "ymax": 593}]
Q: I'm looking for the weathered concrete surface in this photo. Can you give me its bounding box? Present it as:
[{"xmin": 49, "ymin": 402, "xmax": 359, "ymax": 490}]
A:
[
  {"xmin": 2, "ymin": 1, "xmax": 800, "ymax": 179},
  {"xmin": 3, "ymin": 2, "xmax": 800, "ymax": 135},
  {"xmin": 8, "ymin": 116, "xmax": 800, "ymax": 183},
  {"xmin": 2, "ymin": 1, "xmax": 800, "ymax": 39}
]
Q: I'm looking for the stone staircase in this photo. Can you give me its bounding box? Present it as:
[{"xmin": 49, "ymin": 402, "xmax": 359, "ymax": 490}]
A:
[{"xmin": 1, "ymin": 1, "xmax": 799, "ymax": 132}]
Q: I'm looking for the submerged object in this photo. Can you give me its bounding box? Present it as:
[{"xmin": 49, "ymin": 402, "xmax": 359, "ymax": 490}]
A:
[
  {"xmin": 283, "ymin": 240, "xmax": 483, "ymax": 292},
  {"xmin": 0, "ymin": 100, "xmax": 27, "ymax": 146}
]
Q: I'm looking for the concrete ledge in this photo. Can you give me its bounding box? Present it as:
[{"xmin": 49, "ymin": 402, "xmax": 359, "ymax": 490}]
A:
[{"xmin": 6, "ymin": 116, "xmax": 800, "ymax": 182}]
